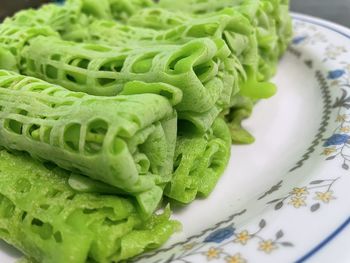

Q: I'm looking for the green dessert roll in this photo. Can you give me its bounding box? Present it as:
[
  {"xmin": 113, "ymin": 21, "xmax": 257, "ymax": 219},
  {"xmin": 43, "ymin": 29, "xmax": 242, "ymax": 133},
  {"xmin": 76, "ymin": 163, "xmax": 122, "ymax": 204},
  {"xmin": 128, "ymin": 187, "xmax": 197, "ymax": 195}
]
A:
[
  {"xmin": 157, "ymin": 0, "xmax": 293, "ymax": 79},
  {"xmin": 65, "ymin": 8, "xmax": 273, "ymax": 97},
  {"xmin": 0, "ymin": 70, "xmax": 178, "ymax": 215},
  {"xmin": 165, "ymin": 117, "xmax": 231, "ymax": 203},
  {"xmin": 126, "ymin": 7, "xmax": 276, "ymax": 96},
  {"xmin": 0, "ymin": 150, "xmax": 180, "ymax": 263},
  {"xmin": 3, "ymin": 30, "xmax": 236, "ymax": 131}
]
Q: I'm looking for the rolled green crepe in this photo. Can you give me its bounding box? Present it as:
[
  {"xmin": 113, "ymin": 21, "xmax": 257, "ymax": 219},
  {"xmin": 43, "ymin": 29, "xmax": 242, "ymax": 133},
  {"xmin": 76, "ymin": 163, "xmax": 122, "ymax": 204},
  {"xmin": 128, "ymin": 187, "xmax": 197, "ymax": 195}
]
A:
[
  {"xmin": 0, "ymin": 24, "xmax": 236, "ymax": 132},
  {"xmin": 0, "ymin": 70, "xmax": 177, "ymax": 215},
  {"xmin": 109, "ymin": 8, "xmax": 276, "ymax": 98},
  {"xmin": 0, "ymin": 150, "xmax": 180, "ymax": 263},
  {"xmin": 157, "ymin": 0, "xmax": 292, "ymax": 79},
  {"xmin": 165, "ymin": 117, "xmax": 231, "ymax": 203}
]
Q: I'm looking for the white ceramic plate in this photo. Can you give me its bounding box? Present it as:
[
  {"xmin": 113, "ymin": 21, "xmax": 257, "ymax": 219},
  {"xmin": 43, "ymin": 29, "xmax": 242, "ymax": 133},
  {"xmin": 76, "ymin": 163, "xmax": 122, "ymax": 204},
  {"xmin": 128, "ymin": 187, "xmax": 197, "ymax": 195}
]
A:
[{"xmin": 2, "ymin": 13, "xmax": 350, "ymax": 263}]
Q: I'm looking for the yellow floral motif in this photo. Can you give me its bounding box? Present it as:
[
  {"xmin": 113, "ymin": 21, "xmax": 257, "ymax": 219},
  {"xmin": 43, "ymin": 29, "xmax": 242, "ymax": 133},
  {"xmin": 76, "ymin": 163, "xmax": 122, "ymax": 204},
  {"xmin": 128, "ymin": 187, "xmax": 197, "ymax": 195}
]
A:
[
  {"xmin": 290, "ymin": 187, "xmax": 309, "ymax": 196},
  {"xmin": 182, "ymin": 242, "xmax": 197, "ymax": 251},
  {"xmin": 314, "ymin": 191, "xmax": 336, "ymax": 203},
  {"xmin": 204, "ymin": 247, "xmax": 222, "ymax": 260},
  {"xmin": 289, "ymin": 196, "xmax": 307, "ymax": 208},
  {"xmin": 234, "ymin": 230, "xmax": 251, "ymax": 245},
  {"xmin": 326, "ymin": 45, "xmax": 347, "ymax": 59},
  {"xmin": 258, "ymin": 240, "xmax": 278, "ymax": 254},
  {"xmin": 330, "ymin": 80, "xmax": 341, "ymax": 86},
  {"xmin": 340, "ymin": 126, "xmax": 350, "ymax": 133},
  {"xmin": 322, "ymin": 147, "xmax": 337, "ymax": 156},
  {"xmin": 345, "ymin": 64, "xmax": 350, "ymax": 72},
  {"xmin": 336, "ymin": 114, "xmax": 347, "ymax": 122},
  {"xmin": 225, "ymin": 253, "xmax": 247, "ymax": 263}
]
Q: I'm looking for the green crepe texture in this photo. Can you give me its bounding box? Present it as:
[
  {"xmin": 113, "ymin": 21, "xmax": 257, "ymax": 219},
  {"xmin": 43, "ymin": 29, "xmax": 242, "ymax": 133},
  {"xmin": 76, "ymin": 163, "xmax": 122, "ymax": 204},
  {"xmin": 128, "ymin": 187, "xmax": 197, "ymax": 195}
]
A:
[
  {"xmin": 0, "ymin": 150, "xmax": 179, "ymax": 263},
  {"xmin": 0, "ymin": 25, "xmax": 237, "ymax": 132},
  {"xmin": 0, "ymin": 70, "xmax": 177, "ymax": 215},
  {"xmin": 0, "ymin": 1, "xmax": 289, "ymax": 142},
  {"xmin": 0, "ymin": 0, "xmax": 293, "ymax": 261},
  {"xmin": 166, "ymin": 117, "xmax": 231, "ymax": 203}
]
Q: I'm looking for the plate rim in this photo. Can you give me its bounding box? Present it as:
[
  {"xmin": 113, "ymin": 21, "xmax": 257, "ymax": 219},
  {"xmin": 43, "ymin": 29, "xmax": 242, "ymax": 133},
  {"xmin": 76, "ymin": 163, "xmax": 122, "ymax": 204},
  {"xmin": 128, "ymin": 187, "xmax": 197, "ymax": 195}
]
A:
[{"xmin": 291, "ymin": 13, "xmax": 350, "ymax": 263}]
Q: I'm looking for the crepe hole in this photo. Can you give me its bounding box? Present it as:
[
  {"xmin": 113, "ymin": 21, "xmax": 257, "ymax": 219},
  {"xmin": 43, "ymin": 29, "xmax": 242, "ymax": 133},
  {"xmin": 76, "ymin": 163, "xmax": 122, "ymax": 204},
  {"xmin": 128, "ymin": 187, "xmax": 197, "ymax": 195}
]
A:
[
  {"xmin": 5, "ymin": 119, "xmax": 23, "ymax": 135},
  {"xmin": 0, "ymin": 194, "xmax": 15, "ymax": 218},
  {"xmin": 54, "ymin": 231, "xmax": 63, "ymax": 243},
  {"xmin": 193, "ymin": 62, "xmax": 211, "ymax": 76},
  {"xmin": 31, "ymin": 219, "xmax": 53, "ymax": 240},
  {"xmin": 168, "ymin": 54, "xmax": 188, "ymax": 71},
  {"xmin": 45, "ymin": 189, "xmax": 62, "ymax": 198},
  {"xmin": 99, "ymin": 58, "xmax": 125, "ymax": 72},
  {"xmin": 46, "ymin": 65, "xmax": 58, "ymax": 79},
  {"xmin": 43, "ymin": 161, "xmax": 57, "ymax": 171},
  {"xmin": 28, "ymin": 124, "xmax": 40, "ymax": 141},
  {"xmin": 83, "ymin": 208, "xmax": 97, "ymax": 214},
  {"xmin": 21, "ymin": 211, "xmax": 27, "ymax": 221},
  {"xmin": 63, "ymin": 123, "xmax": 81, "ymax": 152},
  {"xmin": 177, "ymin": 120, "xmax": 198, "ymax": 135},
  {"xmin": 66, "ymin": 194, "xmax": 75, "ymax": 200},
  {"xmin": 51, "ymin": 54, "xmax": 61, "ymax": 61},
  {"xmin": 18, "ymin": 109, "xmax": 28, "ymax": 116},
  {"xmin": 31, "ymin": 218, "xmax": 43, "ymax": 226},
  {"xmin": 65, "ymin": 70, "xmax": 87, "ymax": 85},
  {"xmin": 110, "ymin": 138, "xmax": 125, "ymax": 155},
  {"xmin": 173, "ymin": 153, "xmax": 183, "ymax": 170},
  {"xmin": 40, "ymin": 204, "xmax": 50, "ymax": 210},
  {"xmin": 85, "ymin": 119, "xmax": 108, "ymax": 154},
  {"xmin": 77, "ymin": 59, "xmax": 90, "ymax": 69},
  {"xmin": 97, "ymin": 77, "xmax": 116, "ymax": 86},
  {"xmin": 132, "ymin": 53, "xmax": 157, "ymax": 73}
]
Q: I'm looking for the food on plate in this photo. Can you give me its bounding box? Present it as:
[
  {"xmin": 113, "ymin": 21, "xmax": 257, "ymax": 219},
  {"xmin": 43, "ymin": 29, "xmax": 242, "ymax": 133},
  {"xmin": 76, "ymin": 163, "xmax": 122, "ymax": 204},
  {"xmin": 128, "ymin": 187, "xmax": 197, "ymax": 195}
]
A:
[
  {"xmin": 0, "ymin": 150, "xmax": 179, "ymax": 263},
  {"xmin": 166, "ymin": 117, "xmax": 231, "ymax": 203},
  {"xmin": 0, "ymin": 70, "xmax": 178, "ymax": 216},
  {"xmin": 0, "ymin": 0, "xmax": 292, "ymax": 262}
]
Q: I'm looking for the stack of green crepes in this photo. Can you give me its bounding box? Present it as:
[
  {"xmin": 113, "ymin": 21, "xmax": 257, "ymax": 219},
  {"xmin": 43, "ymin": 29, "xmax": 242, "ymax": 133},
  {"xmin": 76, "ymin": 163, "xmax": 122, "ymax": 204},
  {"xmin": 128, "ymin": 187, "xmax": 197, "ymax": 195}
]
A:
[{"xmin": 0, "ymin": 0, "xmax": 292, "ymax": 262}]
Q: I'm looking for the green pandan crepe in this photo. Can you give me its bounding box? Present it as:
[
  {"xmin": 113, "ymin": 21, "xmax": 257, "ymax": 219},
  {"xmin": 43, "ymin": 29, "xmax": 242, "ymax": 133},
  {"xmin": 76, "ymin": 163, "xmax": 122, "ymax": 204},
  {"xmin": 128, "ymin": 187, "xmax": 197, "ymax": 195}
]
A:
[
  {"xmin": 0, "ymin": 0, "xmax": 293, "ymax": 261},
  {"xmin": 0, "ymin": 150, "xmax": 179, "ymax": 263},
  {"xmin": 156, "ymin": 0, "xmax": 292, "ymax": 79},
  {"xmin": 0, "ymin": 70, "xmax": 177, "ymax": 215},
  {"xmin": 0, "ymin": 23, "xmax": 237, "ymax": 132},
  {"xmin": 165, "ymin": 117, "xmax": 231, "ymax": 203},
  {"xmin": 0, "ymin": 2, "xmax": 283, "ymax": 142}
]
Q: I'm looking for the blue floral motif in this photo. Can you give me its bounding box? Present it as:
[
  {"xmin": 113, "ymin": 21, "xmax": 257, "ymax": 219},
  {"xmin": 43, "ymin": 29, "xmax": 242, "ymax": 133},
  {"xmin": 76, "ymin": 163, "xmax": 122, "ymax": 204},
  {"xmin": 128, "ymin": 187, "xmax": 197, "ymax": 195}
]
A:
[
  {"xmin": 323, "ymin": 134, "xmax": 350, "ymax": 147},
  {"xmin": 327, "ymin": 70, "xmax": 346, "ymax": 80},
  {"xmin": 292, "ymin": 36, "xmax": 307, "ymax": 45},
  {"xmin": 203, "ymin": 226, "xmax": 235, "ymax": 243}
]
